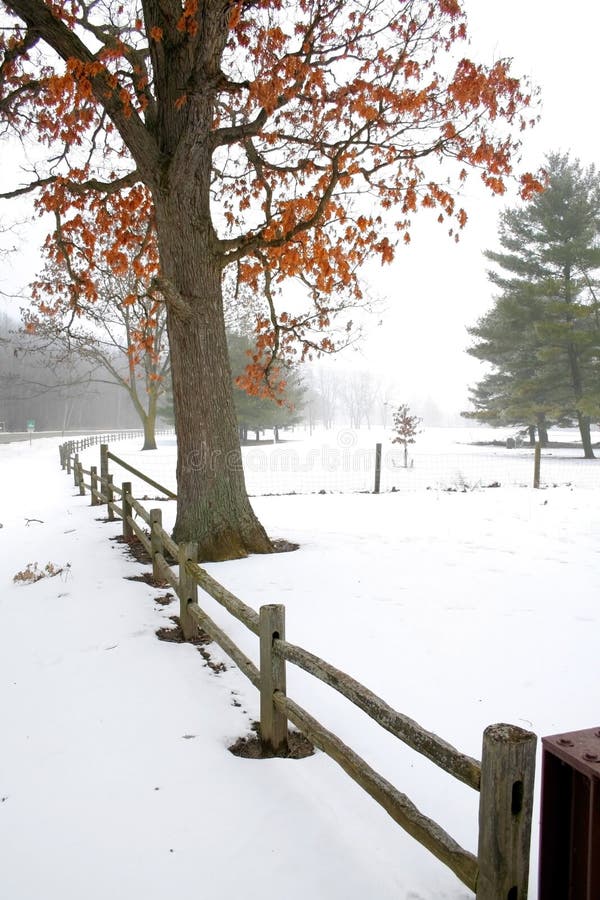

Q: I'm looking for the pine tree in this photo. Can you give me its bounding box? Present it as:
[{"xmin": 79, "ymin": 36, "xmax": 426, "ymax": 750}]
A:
[
  {"xmin": 227, "ymin": 332, "xmax": 305, "ymax": 441},
  {"xmin": 466, "ymin": 153, "xmax": 600, "ymax": 457}
]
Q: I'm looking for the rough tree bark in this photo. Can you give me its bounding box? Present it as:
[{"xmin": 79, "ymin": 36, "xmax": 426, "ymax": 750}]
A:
[
  {"xmin": 153, "ymin": 198, "xmax": 271, "ymax": 557},
  {"xmin": 564, "ymin": 266, "xmax": 595, "ymax": 459},
  {"xmin": 141, "ymin": 408, "xmax": 157, "ymax": 451},
  {"xmin": 536, "ymin": 414, "xmax": 549, "ymax": 448}
]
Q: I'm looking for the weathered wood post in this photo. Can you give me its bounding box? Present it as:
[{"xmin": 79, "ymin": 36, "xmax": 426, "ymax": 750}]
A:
[
  {"xmin": 90, "ymin": 466, "xmax": 99, "ymax": 506},
  {"xmin": 106, "ymin": 474, "xmax": 114, "ymax": 520},
  {"xmin": 73, "ymin": 453, "xmax": 80, "ymax": 486},
  {"xmin": 100, "ymin": 444, "xmax": 109, "ymax": 507},
  {"xmin": 66, "ymin": 451, "xmax": 72, "ymax": 475},
  {"xmin": 122, "ymin": 482, "xmax": 133, "ymax": 539},
  {"xmin": 77, "ymin": 461, "xmax": 85, "ymax": 495},
  {"xmin": 59, "ymin": 444, "xmax": 65, "ymax": 469},
  {"xmin": 150, "ymin": 508, "xmax": 163, "ymax": 581},
  {"xmin": 259, "ymin": 604, "xmax": 288, "ymax": 755},
  {"xmin": 476, "ymin": 723, "xmax": 536, "ymax": 900},
  {"xmin": 533, "ymin": 442, "xmax": 541, "ymax": 489},
  {"xmin": 177, "ymin": 541, "xmax": 199, "ymax": 640},
  {"xmin": 374, "ymin": 442, "xmax": 382, "ymax": 494}
]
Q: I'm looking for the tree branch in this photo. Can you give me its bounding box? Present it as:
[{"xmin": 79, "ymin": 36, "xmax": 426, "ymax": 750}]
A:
[{"xmin": 3, "ymin": 0, "xmax": 160, "ymax": 178}]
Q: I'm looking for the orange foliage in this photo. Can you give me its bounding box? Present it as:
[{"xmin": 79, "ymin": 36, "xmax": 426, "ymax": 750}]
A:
[{"xmin": 0, "ymin": 0, "xmax": 543, "ymax": 395}]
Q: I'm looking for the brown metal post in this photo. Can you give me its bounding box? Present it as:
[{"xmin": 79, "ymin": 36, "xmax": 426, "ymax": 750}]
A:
[{"xmin": 539, "ymin": 727, "xmax": 600, "ymax": 900}]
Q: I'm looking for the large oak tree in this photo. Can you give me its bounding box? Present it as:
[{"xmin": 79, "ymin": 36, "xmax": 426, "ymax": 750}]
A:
[{"xmin": 0, "ymin": 0, "xmax": 539, "ymax": 558}]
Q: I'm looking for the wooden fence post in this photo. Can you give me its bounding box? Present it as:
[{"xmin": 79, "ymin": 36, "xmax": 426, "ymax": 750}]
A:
[
  {"xmin": 73, "ymin": 453, "xmax": 80, "ymax": 486},
  {"xmin": 476, "ymin": 723, "xmax": 536, "ymax": 900},
  {"xmin": 533, "ymin": 442, "xmax": 541, "ymax": 489},
  {"xmin": 374, "ymin": 442, "xmax": 382, "ymax": 494},
  {"xmin": 59, "ymin": 445, "xmax": 65, "ymax": 469},
  {"xmin": 150, "ymin": 508, "xmax": 163, "ymax": 581},
  {"xmin": 66, "ymin": 452, "xmax": 72, "ymax": 475},
  {"xmin": 106, "ymin": 474, "xmax": 114, "ymax": 520},
  {"xmin": 77, "ymin": 461, "xmax": 85, "ymax": 495},
  {"xmin": 259, "ymin": 604, "xmax": 288, "ymax": 755},
  {"xmin": 100, "ymin": 444, "xmax": 109, "ymax": 505},
  {"xmin": 122, "ymin": 482, "xmax": 133, "ymax": 539},
  {"xmin": 178, "ymin": 541, "xmax": 198, "ymax": 640},
  {"xmin": 90, "ymin": 466, "xmax": 99, "ymax": 505}
]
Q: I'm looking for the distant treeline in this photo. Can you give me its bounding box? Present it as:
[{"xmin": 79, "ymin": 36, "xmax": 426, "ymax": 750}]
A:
[{"xmin": 0, "ymin": 313, "xmax": 139, "ymax": 432}]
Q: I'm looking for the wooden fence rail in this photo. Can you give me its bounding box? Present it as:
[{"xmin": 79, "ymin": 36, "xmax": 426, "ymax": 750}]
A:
[
  {"xmin": 106, "ymin": 449, "xmax": 177, "ymax": 499},
  {"xmin": 272, "ymin": 637, "xmax": 482, "ymax": 790},
  {"xmin": 59, "ymin": 438, "xmax": 537, "ymax": 899}
]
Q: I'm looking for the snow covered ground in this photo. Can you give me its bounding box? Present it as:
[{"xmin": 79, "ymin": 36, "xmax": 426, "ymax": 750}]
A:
[
  {"xmin": 95, "ymin": 425, "xmax": 600, "ymax": 498},
  {"xmin": 1, "ymin": 428, "xmax": 599, "ymax": 899}
]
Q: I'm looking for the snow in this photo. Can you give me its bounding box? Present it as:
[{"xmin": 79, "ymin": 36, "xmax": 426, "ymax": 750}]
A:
[{"xmin": 1, "ymin": 429, "xmax": 599, "ymax": 899}]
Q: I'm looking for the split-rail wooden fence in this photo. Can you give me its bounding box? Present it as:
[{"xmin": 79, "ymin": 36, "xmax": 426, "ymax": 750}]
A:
[{"xmin": 59, "ymin": 437, "xmax": 537, "ymax": 900}]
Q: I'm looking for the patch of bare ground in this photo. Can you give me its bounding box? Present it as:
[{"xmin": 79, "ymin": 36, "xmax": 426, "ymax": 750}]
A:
[
  {"xmin": 111, "ymin": 534, "xmax": 151, "ymax": 564},
  {"xmin": 229, "ymin": 722, "xmax": 315, "ymax": 759},
  {"xmin": 156, "ymin": 616, "xmax": 226, "ymax": 673},
  {"xmin": 271, "ymin": 538, "xmax": 300, "ymax": 553},
  {"xmin": 125, "ymin": 571, "xmax": 169, "ymax": 587}
]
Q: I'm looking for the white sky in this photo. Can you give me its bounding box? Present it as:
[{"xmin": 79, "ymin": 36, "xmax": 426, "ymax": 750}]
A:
[
  {"xmin": 353, "ymin": 0, "xmax": 600, "ymax": 414},
  {"xmin": 1, "ymin": 0, "xmax": 599, "ymax": 416}
]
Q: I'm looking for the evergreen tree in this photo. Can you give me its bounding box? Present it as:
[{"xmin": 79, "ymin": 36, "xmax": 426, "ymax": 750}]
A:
[
  {"xmin": 466, "ymin": 153, "xmax": 600, "ymax": 457},
  {"xmin": 159, "ymin": 331, "xmax": 306, "ymax": 441},
  {"xmin": 227, "ymin": 332, "xmax": 305, "ymax": 441}
]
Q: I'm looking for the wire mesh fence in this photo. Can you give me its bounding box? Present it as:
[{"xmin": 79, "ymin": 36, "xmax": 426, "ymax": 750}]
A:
[{"xmin": 77, "ymin": 428, "xmax": 600, "ymax": 499}]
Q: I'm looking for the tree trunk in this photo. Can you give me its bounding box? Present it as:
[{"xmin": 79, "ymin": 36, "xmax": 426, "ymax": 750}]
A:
[
  {"xmin": 564, "ymin": 266, "xmax": 594, "ymax": 459},
  {"xmin": 536, "ymin": 414, "xmax": 549, "ymax": 448},
  {"xmin": 155, "ymin": 203, "xmax": 272, "ymax": 559},
  {"xmin": 576, "ymin": 411, "xmax": 595, "ymax": 459},
  {"xmin": 141, "ymin": 406, "xmax": 157, "ymax": 451},
  {"xmin": 566, "ymin": 342, "xmax": 595, "ymax": 457},
  {"xmin": 527, "ymin": 425, "xmax": 536, "ymax": 446}
]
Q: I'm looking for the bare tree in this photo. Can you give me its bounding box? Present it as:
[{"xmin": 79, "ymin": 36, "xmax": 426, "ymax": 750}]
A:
[{"xmin": 26, "ymin": 262, "xmax": 169, "ymax": 449}]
